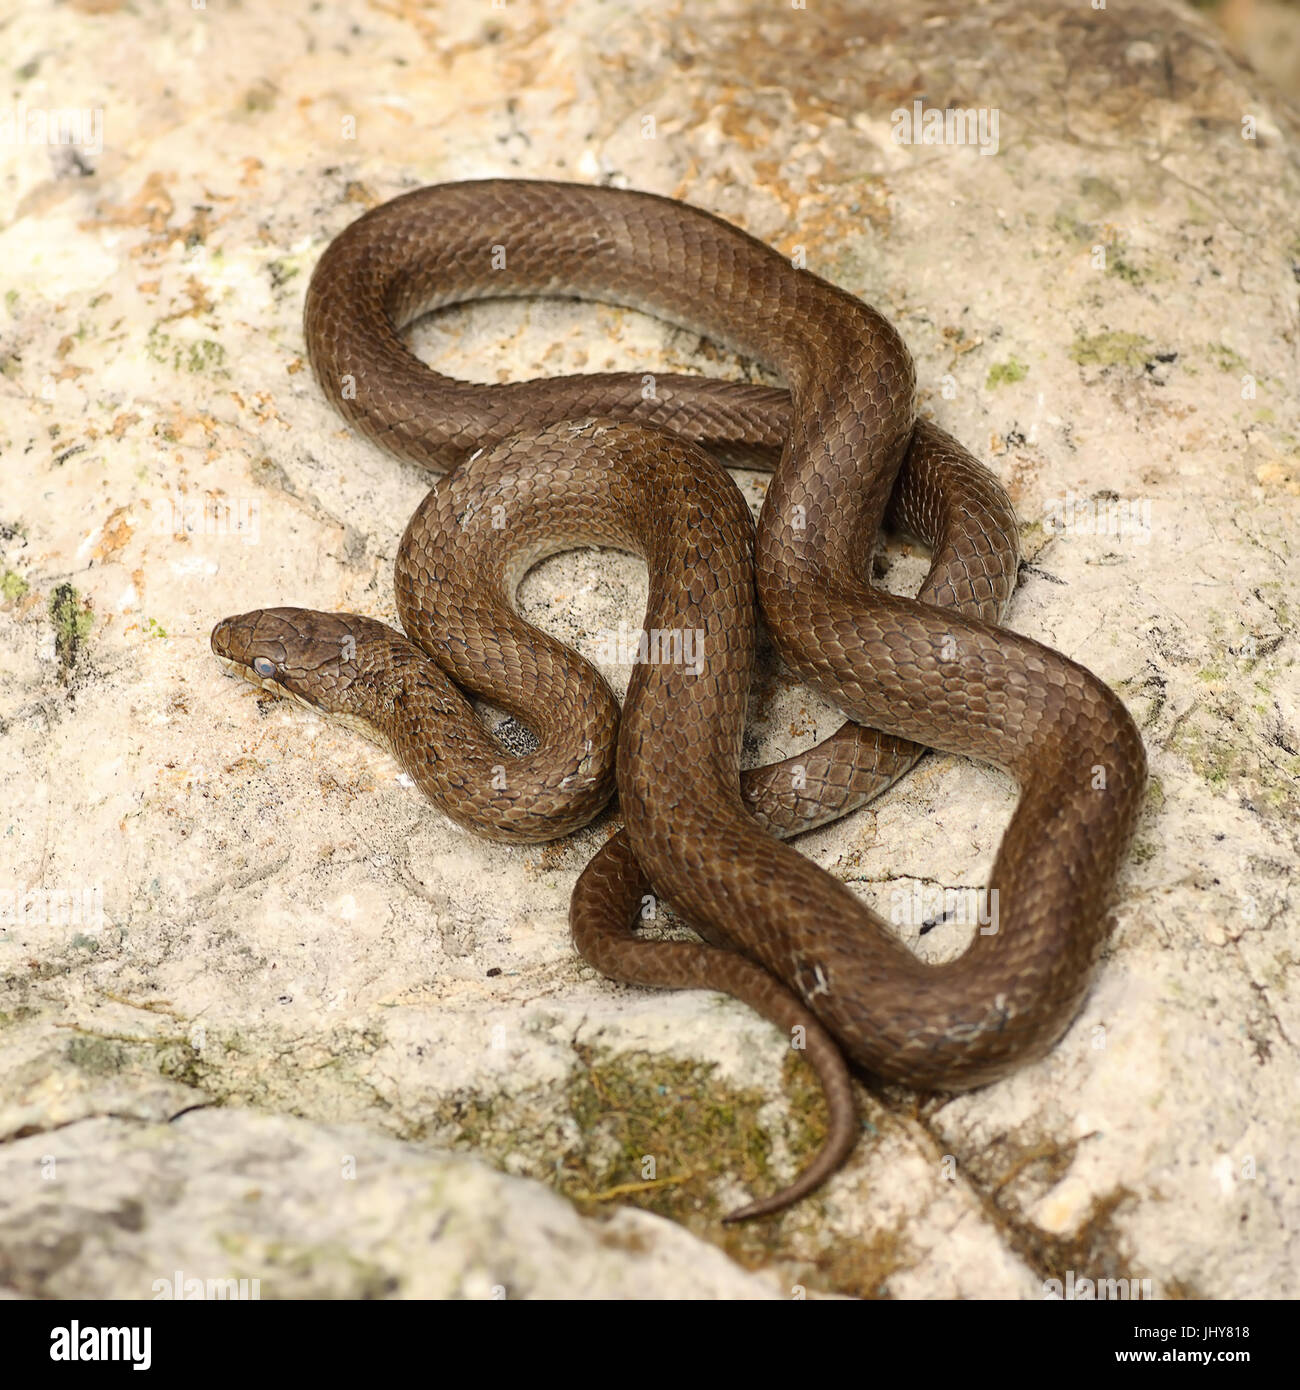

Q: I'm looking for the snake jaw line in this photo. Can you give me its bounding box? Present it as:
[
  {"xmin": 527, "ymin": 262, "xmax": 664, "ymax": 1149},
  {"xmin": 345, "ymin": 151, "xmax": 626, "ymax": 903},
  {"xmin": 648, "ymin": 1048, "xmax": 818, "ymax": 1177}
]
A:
[{"xmin": 216, "ymin": 651, "xmax": 401, "ymax": 759}]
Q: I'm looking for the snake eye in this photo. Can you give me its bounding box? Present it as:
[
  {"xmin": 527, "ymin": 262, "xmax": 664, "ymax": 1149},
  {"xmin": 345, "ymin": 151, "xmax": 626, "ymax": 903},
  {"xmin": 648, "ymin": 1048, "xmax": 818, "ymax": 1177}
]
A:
[{"xmin": 252, "ymin": 656, "xmax": 277, "ymax": 679}]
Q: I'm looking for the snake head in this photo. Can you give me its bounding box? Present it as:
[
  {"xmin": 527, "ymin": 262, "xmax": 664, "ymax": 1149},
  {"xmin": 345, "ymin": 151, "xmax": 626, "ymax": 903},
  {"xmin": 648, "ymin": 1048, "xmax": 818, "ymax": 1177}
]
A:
[{"xmin": 210, "ymin": 606, "xmax": 396, "ymax": 720}]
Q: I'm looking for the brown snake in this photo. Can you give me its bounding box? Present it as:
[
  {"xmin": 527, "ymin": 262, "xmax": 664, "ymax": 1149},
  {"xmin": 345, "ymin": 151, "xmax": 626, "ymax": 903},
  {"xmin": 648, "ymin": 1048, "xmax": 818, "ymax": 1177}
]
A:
[{"xmin": 211, "ymin": 180, "xmax": 1146, "ymax": 1221}]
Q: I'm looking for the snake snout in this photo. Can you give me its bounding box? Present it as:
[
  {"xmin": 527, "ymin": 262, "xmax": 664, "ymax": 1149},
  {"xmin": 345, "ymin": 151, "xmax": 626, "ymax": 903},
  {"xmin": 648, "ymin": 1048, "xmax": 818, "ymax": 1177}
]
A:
[{"xmin": 210, "ymin": 606, "xmax": 391, "ymax": 720}]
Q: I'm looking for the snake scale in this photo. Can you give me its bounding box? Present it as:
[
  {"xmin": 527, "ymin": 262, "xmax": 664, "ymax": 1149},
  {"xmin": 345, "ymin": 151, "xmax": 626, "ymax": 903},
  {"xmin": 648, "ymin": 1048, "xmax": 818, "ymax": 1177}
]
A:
[{"xmin": 212, "ymin": 180, "xmax": 1146, "ymax": 1220}]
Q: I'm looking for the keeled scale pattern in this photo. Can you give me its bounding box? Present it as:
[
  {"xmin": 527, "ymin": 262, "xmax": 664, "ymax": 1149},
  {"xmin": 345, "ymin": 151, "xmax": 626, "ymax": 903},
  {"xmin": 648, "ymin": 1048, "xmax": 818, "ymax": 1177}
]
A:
[{"xmin": 272, "ymin": 180, "xmax": 1146, "ymax": 1214}]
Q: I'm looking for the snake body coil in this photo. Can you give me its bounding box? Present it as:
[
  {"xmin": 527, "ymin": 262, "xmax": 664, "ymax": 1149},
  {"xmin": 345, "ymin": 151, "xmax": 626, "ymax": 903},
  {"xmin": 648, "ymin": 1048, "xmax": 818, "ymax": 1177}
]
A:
[{"xmin": 212, "ymin": 181, "xmax": 1146, "ymax": 1220}]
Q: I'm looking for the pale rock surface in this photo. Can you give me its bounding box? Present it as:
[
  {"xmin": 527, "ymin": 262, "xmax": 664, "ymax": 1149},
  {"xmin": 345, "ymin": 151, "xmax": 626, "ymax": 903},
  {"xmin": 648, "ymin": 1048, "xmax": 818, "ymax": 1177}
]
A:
[{"xmin": 0, "ymin": 1111, "xmax": 787, "ymax": 1299}]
